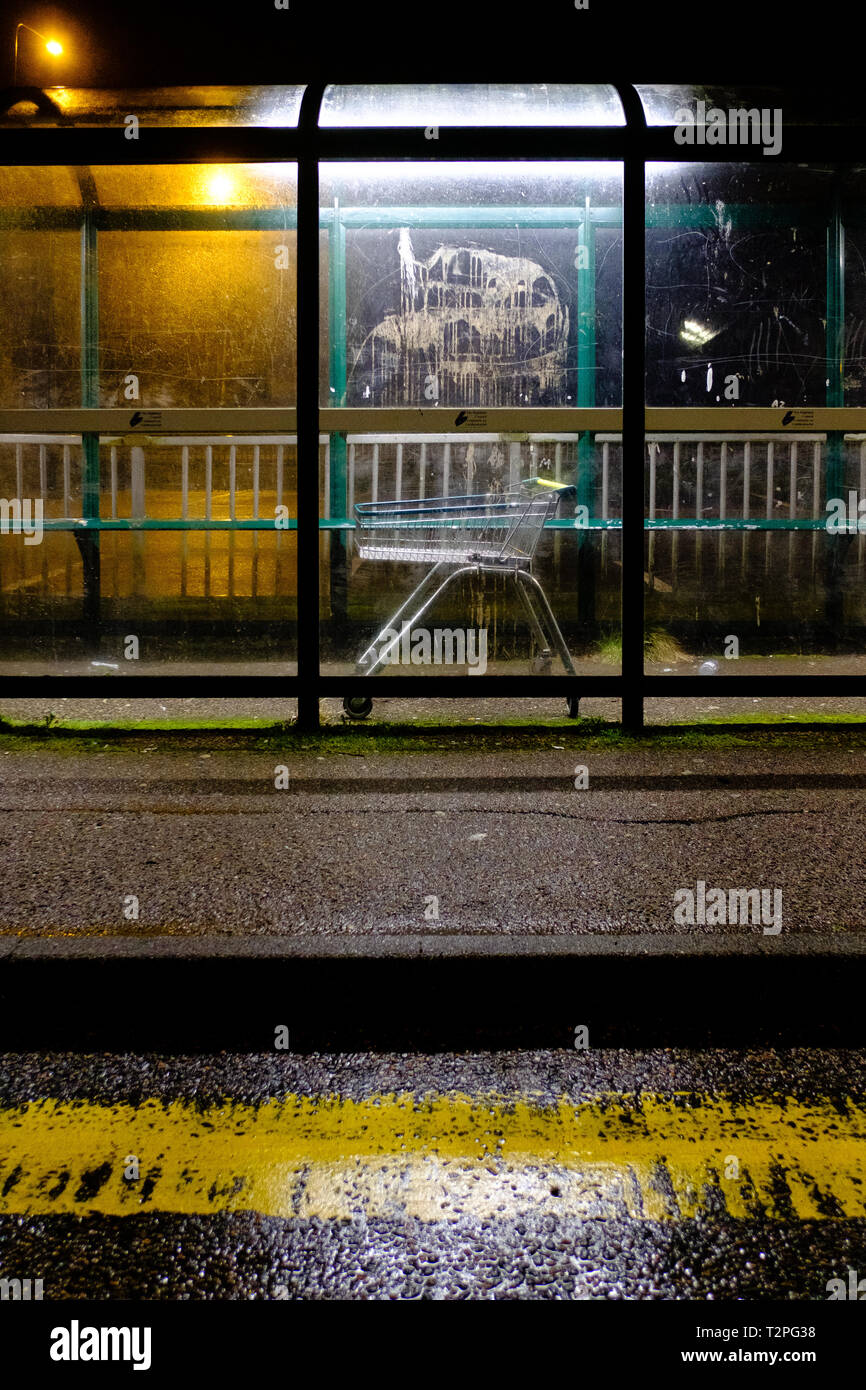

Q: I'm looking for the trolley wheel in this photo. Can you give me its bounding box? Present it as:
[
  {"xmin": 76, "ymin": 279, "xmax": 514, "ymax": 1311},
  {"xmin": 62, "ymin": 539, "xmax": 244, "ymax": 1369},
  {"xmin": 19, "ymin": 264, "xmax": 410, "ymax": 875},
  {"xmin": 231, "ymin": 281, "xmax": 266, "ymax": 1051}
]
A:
[
  {"xmin": 531, "ymin": 650, "xmax": 553, "ymax": 675},
  {"xmin": 566, "ymin": 695, "xmax": 581, "ymax": 719},
  {"xmin": 343, "ymin": 696, "xmax": 373, "ymax": 720}
]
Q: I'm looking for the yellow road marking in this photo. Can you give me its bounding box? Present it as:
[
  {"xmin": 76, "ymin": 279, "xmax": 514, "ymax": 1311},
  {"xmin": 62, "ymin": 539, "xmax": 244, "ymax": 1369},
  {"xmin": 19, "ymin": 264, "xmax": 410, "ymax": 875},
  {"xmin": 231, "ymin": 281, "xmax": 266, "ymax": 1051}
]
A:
[{"xmin": 1, "ymin": 1093, "xmax": 864, "ymax": 1222}]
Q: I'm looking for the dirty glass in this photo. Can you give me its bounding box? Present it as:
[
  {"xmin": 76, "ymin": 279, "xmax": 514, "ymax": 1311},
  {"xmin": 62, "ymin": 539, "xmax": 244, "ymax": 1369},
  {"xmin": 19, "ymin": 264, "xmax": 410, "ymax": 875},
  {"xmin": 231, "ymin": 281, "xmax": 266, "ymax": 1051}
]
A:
[
  {"xmin": 646, "ymin": 163, "xmax": 830, "ymax": 409},
  {"xmin": 93, "ymin": 164, "xmax": 297, "ymax": 407},
  {"xmin": 636, "ymin": 84, "xmax": 861, "ymax": 127},
  {"xmin": 645, "ymin": 163, "xmax": 855, "ymax": 680},
  {"xmin": 838, "ymin": 171, "xmax": 866, "ymax": 406},
  {"xmin": 0, "ymin": 167, "xmax": 82, "ymax": 407},
  {"xmin": 98, "ymin": 229, "xmax": 296, "ymax": 408},
  {"xmin": 321, "ymin": 163, "xmax": 622, "ymax": 409},
  {"xmin": 89, "ymin": 163, "xmax": 297, "ymax": 208},
  {"xmin": 1, "ymin": 86, "xmax": 306, "ymax": 127},
  {"xmin": 318, "ymin": 161, "xmax": 622, "ymax": 684},
  {"xmin": 320, "ymin": 84, "xmax": 624, "ymax": 127},
  {"xmin": 0, "ymin": 164, "xmax": 298, "ymax": 409},
  {"xmin": 0, "ymin": 163, "xmax": 298, "ymax": 675}
]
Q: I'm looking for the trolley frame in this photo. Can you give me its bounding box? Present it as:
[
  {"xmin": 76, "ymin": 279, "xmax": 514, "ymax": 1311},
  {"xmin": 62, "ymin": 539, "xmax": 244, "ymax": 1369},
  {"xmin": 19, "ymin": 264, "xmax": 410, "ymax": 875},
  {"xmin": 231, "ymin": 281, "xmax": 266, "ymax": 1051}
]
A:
[{"xmin": 353, "ymin": 479, "xmax": 578, "ymax": 678}]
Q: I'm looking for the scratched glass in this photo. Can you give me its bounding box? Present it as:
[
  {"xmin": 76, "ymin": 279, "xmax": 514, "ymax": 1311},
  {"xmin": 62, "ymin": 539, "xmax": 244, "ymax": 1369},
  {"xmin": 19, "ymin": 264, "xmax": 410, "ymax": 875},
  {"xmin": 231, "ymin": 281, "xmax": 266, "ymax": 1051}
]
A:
[{"xmin": 644, "ymin": 162, "xmax": 858, "ymax": 679}]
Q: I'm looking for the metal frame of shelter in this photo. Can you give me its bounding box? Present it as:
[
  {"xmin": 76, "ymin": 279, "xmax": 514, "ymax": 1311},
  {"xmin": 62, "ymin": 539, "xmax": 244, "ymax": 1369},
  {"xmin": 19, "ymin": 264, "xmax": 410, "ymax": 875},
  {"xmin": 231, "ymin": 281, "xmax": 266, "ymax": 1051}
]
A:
[{"xmin": 0, "ymin": 83, "xmax": 864, "ymax": 729}]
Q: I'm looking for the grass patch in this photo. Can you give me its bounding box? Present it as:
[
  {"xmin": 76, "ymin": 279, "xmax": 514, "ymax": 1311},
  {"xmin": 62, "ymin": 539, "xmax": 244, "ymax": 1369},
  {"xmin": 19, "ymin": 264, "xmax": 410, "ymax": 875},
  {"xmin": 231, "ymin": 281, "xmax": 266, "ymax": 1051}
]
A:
[
  {"xmin": 0, "ymin": 715, "xmax": 292, "ymax": 735},
  {"xmin": 673, "ymin": 710, "xmax": 866, "ymax": 726},
  {"xmin": 594, "ymin": 628, "xmax": 691, "ymax": 665}
]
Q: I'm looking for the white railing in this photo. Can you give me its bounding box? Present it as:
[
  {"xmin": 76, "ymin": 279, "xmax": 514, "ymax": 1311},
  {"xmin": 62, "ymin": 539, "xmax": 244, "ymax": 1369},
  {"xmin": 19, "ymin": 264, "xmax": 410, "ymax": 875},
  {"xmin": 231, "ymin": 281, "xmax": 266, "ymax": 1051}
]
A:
[
  {"xmin": 632, "ymin": 434, "xmax": 828, "ymax": 526},
  {"xmin": 1, "ymin": 429, "xmax": 861, "ymax": 602},
  {"xmin": 2, "ymin": 429, "xmax": 853, "ymax": 526},
  {"xmin": 0, "ymin": 434, "xmax": 324, "ymax": 521},
  {"xmin": 343, "ymin": 431, "xmax": 840, "ymax": 526}
]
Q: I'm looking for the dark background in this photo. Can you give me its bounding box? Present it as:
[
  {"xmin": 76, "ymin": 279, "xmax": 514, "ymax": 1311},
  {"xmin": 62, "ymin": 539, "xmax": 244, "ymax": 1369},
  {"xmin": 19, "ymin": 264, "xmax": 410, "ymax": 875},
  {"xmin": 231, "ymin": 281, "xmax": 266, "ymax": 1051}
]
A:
[{"xmin": 0, "ymin": 0, "xmax": 859, "ymax": 94}]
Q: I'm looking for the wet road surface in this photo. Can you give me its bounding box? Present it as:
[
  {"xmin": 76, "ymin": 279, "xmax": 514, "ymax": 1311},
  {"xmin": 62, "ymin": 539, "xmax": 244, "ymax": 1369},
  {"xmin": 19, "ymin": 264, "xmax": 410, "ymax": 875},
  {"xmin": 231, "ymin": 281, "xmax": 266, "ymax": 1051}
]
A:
[
  {"xmin": 0, "ymin": 742, "xmax": 865, "ymax": 939},
  {"xmin": 0, "ymin": 1049, "xmax": 863, "ymax": 1300}
]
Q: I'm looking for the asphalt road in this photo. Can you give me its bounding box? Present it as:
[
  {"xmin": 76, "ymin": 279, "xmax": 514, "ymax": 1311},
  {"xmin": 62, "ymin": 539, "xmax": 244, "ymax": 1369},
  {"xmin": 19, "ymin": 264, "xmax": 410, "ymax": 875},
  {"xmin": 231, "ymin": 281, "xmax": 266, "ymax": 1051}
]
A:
[
  {"xmin": 0, "ymin": 742, "xmax": 864, "ymax": 939},
  {"xmin": 1, "ymin": 740, "xmax": 863, "ymax": 1304},
  {"xmin": 0, "ymin": 1048, "xmax": 863, "ymax": 1300}
]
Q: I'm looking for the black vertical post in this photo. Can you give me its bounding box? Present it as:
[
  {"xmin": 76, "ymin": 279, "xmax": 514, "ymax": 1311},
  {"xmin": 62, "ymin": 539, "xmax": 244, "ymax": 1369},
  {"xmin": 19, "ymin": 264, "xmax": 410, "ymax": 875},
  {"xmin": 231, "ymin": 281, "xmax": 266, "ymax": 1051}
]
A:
[
  {"xmin": 295, "ymin": 85, "xmax": 325, "ymax": 730},
  {"xmin": 614, "ymin": 86, "xmax": 646, "ymax": 733}
]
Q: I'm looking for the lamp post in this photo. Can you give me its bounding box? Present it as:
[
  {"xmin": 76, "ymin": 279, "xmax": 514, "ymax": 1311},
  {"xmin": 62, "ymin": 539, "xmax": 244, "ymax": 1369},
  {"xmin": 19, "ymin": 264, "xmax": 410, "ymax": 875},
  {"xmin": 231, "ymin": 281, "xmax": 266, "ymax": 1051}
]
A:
[{"xmin": 12, "ymin": 22, "xmax": 63, "ymax": 86}]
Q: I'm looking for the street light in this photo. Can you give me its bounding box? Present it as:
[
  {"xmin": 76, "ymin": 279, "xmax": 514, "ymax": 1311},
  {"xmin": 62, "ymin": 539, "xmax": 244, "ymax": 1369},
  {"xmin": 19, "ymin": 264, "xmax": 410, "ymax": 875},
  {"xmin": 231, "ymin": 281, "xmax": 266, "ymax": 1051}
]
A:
[{"xmin": 12, "ymin": 22, "xmax": 63, "ymax": 86}]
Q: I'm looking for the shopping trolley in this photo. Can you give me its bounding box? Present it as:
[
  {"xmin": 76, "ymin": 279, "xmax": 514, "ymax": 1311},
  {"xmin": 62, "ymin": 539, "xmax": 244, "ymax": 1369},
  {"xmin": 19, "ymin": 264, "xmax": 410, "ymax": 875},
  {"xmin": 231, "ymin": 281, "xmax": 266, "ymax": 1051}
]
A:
[{"xmin": 343, "ymin": 477, "xmax": 581, "ymax": 720}]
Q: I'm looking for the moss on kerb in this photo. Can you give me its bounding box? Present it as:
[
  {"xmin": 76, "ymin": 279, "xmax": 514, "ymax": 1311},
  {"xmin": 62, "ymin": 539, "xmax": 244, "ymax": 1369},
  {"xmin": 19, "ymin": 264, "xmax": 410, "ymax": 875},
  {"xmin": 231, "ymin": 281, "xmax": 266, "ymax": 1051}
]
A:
[
  {"xmin": 3, "ymin": 717, "xmax": 866, "ymax": 756},
  {"xmin": 0, "ymin": 716, "xmax": 289, "ymax": 733},
  {"xmin": 679, "ymin": 711, "xmax": 866, "ymax": 725},
  {"xmin": 4, "ymin": 711, "xmax": 866, "ymax": 734}
]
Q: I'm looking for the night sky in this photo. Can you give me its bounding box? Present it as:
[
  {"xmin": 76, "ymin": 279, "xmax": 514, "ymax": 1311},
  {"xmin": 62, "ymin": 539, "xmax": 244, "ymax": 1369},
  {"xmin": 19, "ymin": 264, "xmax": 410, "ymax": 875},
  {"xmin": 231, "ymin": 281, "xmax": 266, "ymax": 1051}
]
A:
[{"xmin": 0, "ymin": 0, "xmax": 860, "ymax": 93}]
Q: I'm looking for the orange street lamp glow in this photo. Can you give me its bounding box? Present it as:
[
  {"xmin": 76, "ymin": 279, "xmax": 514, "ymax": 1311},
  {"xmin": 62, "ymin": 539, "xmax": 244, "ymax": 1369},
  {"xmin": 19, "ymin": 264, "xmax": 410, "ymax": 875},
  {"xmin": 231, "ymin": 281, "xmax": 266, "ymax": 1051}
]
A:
[
  {"xmin": 206, "ymin": 170, "xmax": 236, "ymax": 204},
  {"xmin": 13, "ymin": 23, "xmax": 65, "ymax": 85}
]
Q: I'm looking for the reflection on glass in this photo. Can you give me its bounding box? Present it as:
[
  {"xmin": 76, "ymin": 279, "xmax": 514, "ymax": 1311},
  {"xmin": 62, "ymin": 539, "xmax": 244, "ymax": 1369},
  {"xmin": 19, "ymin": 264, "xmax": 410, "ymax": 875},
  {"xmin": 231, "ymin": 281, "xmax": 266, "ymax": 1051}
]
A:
[
  {"xmin": 636, "ymin": 84, "xmax": 860, "ymax": 127},
  {"xmin": 646, "ymin": 164, "xmax": 831, "ymax": 408},
  {"xmin": 320, "ymin": 84, "xmax": 624, "ymax": 127},
  {"xmin": 89, "ymin": 162, "xmax": 298, "ymax": 207},
  {"xmin": 842, "ymin": 210, "xmax": 866, "ymax": 407},
  {"xmin": 93, "ymin": 165, "xmax": 297, "ymax": 408},
  {"xmin": 0, "ymin": 165, "xmax": 298, "ymax": 410},
  {"xmin": 644, "ymin": 163, "xmax": 863, "ymax": 676},
  {"xmin": 0, "ymin": 162, "xmax": 299, "ymax": 672},
  {"xmin": 1, "ymin": 86, "xmax": 306, "ymax": 128}
]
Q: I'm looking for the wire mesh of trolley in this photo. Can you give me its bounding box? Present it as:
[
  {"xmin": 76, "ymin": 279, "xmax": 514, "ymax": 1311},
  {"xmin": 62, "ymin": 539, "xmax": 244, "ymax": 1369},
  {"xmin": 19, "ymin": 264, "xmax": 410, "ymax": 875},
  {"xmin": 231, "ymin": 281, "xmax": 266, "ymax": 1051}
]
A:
[{"xmin": 342, "ymin": 477, "xmax": 581, "ymax": 720}]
